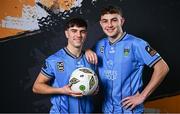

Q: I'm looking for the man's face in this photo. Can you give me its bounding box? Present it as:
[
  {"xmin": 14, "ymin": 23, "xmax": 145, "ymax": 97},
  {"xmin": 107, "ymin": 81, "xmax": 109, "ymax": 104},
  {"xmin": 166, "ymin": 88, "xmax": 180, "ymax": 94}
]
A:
[
  {"xmin": 100, "ymin": 13, "xmax": 124, "ymax": 39},
  {"xmin": 65, "ymin": 26, "xmax": 87, "ymax": 48}
]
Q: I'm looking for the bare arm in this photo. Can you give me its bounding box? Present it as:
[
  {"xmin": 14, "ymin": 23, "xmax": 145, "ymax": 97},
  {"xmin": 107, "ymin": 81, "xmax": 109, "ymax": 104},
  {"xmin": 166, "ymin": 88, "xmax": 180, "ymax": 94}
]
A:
[
  {"xmin": 32, "ymin": 73, "xmax": 82, "ymax": 97},
  {"xmin": 139, "ymin": 59, "xmax": 169, "ymax": 99},
  {"xmin": 122, "ymin": 59, "xmax": 169, "ymax": 110}
]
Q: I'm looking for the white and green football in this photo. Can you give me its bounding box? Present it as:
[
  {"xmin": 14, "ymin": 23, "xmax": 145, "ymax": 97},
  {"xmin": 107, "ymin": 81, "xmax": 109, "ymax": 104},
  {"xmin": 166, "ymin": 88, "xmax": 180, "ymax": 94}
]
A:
[{"xmin": 69, "ymin": 67, "xmax": 98, "ymax": 95}]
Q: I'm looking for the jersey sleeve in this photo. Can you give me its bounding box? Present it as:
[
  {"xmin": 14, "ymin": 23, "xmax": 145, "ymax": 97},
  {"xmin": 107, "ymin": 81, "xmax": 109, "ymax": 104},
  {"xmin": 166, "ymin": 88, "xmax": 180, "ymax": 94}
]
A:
[
  {"xmin": 41, "ymin": 59, "xmax": 55, "ymax": 78},
  {"xmin": 134, "ymin": 39, "xmax": 162, "ymax": 68},
  {"xmin": 92, "ymin": 38, "xmax": 105, "ymax": 53}
]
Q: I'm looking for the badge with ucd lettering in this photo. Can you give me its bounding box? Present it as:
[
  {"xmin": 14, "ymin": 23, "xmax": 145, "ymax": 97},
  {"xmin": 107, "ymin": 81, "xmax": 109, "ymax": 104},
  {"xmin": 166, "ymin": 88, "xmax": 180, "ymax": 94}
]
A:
[
  {"xmin": 124, "ymin": 48, "xmax": 130, "ymax": 56},
  {"xmin": 57, "ymin": 62, "xmax": 64, "ymax": 71}
]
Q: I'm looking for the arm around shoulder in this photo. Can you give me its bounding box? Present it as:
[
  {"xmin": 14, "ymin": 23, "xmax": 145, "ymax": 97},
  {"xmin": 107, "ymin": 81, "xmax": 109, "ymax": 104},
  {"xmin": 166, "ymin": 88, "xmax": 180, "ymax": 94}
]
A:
[{"xmin": 85, "ymin": 48, "xmax": 98, "ymax": 64}]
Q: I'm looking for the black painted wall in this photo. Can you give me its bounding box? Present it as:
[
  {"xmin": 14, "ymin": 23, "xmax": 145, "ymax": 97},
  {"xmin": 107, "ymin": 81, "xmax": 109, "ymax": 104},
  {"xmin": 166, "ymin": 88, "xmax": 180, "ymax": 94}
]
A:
[{"xmin": 0, "ymin": 0, "xmax": 180, "ymax": 112}]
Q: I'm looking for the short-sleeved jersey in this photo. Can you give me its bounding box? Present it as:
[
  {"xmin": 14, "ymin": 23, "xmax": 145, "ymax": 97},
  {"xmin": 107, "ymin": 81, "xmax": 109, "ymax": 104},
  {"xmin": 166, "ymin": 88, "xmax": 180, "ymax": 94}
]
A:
[
  {"xmin": 41, "ymin": 47, "xmax": 95, "ymax": 113},
  {"xmin": 94, "ymin": 33, "xmax": 161, "ymax": 113}
]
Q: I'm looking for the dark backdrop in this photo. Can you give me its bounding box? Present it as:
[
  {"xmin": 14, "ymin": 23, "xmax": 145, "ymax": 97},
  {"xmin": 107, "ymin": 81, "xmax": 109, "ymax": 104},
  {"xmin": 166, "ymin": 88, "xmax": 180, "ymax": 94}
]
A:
[{"xmin": 0, "ymin": 0, "xmax": 180, "ymax": 112}]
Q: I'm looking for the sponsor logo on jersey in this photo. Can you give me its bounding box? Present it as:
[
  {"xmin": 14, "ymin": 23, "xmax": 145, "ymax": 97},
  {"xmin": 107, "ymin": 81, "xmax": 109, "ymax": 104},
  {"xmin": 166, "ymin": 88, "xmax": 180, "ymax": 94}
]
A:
[
  {"xmin": 100, "ymin": 46, "xmax": 104, "ymax": 53},
  {"xmin": 109, "ymin": 47, "xmax": 115, "ymax": 53},
  {"xmin": 76, "ymin": 61, "xmax": 84, "ymax": 68},
  {"xmin": 57, "ymin": 62, "xmax": 64, "ymax": 71},
  {"xmin": 124, "ymin": 48, "xmax": 130, "ymax": 56},
  {"xmin": 104, "ymin": 70, "xmax": 117, "ymax": 80},
  {"xmin": 145, "ymin": 45, "xmax": 157, "ymax": 56}
]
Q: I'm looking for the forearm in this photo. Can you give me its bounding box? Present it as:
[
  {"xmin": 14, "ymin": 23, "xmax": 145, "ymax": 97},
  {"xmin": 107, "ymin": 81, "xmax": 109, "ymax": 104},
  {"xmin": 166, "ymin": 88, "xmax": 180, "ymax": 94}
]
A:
[{"xmin": 32, "ymin": 83, "xmax": 63, "ymax": 95}]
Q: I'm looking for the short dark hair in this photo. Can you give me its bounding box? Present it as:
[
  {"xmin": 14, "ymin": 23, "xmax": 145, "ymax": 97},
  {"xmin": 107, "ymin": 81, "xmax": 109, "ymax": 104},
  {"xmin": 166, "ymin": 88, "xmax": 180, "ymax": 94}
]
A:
[
  {"xmin": 100, "ymin": 5, "xmax": 123, "ymax": 17},
  {"xmin": 64, "ymin": 17, "xmax": 87, "ymax": 31}
]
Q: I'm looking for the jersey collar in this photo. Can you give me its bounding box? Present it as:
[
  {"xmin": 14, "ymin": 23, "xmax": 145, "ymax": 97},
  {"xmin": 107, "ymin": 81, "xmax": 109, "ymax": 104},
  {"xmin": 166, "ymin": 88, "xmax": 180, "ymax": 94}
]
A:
[
  {"xmin": 108, "ymin": 32, "xmax": 127, "ymax": 45},
  {"xmin": 63, "ymin": 47, "xmax": 83, "ymax": 59}
]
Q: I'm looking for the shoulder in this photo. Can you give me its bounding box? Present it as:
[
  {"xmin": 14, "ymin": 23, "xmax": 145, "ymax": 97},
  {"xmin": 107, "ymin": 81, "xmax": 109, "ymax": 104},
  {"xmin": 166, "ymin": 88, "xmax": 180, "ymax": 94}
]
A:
[
  {"xmin": 94, "ymin": 38, "xmax": 107, "ymax": 51},
  {"xmin": 126, "ymin": 34, "xmax": 148, "ymax": 47},
  {"xmin": 46, "ymin": 49, "xmax": 65, "ymax": 62},
  {"xmin": 96, "ymin": 37, "xmax": 107, "ymax": 46}
]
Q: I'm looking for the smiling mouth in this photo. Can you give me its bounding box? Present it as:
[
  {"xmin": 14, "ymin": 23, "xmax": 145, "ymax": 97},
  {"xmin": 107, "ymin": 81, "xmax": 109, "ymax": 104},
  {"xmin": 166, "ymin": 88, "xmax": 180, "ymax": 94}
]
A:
[
  {"xmin": 106, "ymin": 29, "xmax": 115, "ymax": 32},
  {"xmin": 73, "ymin": 39, "xmax": 82, "ymax": 41}
]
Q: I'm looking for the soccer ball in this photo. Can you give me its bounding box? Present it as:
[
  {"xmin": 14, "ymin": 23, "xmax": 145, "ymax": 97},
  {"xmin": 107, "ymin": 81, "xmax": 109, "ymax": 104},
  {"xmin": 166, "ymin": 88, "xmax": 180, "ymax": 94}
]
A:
[{"xmin": 69, "ymin": 67, "xmax": 98, "ymax": 95}]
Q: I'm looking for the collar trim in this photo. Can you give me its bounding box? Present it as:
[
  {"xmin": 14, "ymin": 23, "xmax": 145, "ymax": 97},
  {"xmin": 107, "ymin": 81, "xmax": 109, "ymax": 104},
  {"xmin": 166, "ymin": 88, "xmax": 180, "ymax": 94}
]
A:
[
  {"xmin": 109, "ymin": 32, "xmax": 127, "ymax": 45},
  {"xmin": 63, "ymin": 47, "xmax": 83, "ymax": 59}
]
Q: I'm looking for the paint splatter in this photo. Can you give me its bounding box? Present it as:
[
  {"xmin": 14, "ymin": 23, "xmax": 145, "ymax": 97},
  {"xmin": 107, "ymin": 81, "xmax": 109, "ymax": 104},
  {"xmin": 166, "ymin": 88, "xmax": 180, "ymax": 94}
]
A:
[
  {"xmin": 1, "ymin": 4, "xmax": 48, "ymax": 30},
  {"xmin": 1, "ymin": 0, "xmax": 96, "ymax": 31}
]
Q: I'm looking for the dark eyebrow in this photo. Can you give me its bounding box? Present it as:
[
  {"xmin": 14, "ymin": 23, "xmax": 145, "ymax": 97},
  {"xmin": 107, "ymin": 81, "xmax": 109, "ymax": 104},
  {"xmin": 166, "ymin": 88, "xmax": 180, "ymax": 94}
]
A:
[
  {"xmin": 69, "ymin": 28, "xmax": 77, "ymax": 31},
  {"xmin": 69, "ymin": 28, "xmax": 87, "ymax": 32},
  {"xmin": 111, "ymin": 17, "xmax": 118, "ymax": 20},
  {"xmin": 80, "ymin": 30, "xmax": 87, "ymax": 32},
  {"xmin": 101, "ymin": 19, "xmax": 108, "ymax": 21}
]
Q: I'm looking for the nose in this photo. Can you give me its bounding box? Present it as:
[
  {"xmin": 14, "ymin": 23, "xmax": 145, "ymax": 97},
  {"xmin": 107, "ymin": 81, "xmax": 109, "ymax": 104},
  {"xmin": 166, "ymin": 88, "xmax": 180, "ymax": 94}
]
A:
[
  {"xmin": 107, "ymin": 21, "xmax": 113, "ymax": 27},
  {"xmin": 76, "ymin": 31, "xmax": 82, "ymax": 37}
]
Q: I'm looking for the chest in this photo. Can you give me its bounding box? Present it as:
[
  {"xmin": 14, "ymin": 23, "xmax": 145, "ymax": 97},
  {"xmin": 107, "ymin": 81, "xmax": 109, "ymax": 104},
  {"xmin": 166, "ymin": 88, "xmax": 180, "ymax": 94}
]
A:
[{"xmin": 98, "ymin": 43, "xmax": 135, "ymax": 66}]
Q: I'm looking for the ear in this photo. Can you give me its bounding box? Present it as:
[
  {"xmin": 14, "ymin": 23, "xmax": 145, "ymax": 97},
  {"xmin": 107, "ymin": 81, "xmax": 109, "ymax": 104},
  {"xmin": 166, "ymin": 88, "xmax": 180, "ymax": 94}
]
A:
[
  {"xmin": 99, "ymin": 20, "xmax": 103, "ymax": 27},
  {"xmin": 65, "ymin": 30, "xmax": 68, "ymax": 39},
  {"xmin": 121, "ymin": 17, "xmax": 125, "ymax": 26}
]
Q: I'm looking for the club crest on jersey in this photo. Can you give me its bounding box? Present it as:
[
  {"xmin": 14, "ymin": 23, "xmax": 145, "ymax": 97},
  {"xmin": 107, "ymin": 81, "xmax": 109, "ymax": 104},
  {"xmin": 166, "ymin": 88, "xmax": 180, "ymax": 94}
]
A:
[
  {"xmin": 57, "ymin": 62, "xmax": 64, "ymax": 71},
  {"xmin": 124, "ymin": 48, "xmax": 130, "ymax": 56},
  {"xmin": 145, "ymin": 45, "xmax": 157, "ymax": 56},
  {"xmin": 100, "ymin": 46, "xmax": 104, "ymax": 53}
]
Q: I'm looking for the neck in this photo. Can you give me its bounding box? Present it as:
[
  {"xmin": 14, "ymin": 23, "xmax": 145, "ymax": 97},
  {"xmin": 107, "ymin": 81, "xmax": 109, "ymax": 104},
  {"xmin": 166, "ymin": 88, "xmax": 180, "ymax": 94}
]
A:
[
  {"xmin": 66, "ymin": 45, "xmax": 82, "ymax": 57},
  {"xmin": 109, "ymin": 31, "xmax": 124, "ymax": 43}
]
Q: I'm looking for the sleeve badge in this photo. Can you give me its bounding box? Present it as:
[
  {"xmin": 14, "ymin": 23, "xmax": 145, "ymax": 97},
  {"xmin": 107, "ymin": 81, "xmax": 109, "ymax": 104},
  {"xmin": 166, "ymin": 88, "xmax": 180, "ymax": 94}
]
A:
[
  {"xmin": 57, "ymin": 62, "xmax": 64, "ymax": 71},
  {"xmin": 145, "ymin": 45, "xmax": 157, "ymax": 56}
]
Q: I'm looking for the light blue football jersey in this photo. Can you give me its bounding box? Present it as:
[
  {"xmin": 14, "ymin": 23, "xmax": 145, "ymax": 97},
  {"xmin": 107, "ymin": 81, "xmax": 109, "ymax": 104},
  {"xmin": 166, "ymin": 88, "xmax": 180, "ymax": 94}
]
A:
[
  {"xmin": 41, "ymin": 47, "xmax": 95, "ymax": 113},
  {"xmin": 94, "ymin": 32, "xmax": 161, "ymax": 113}
]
